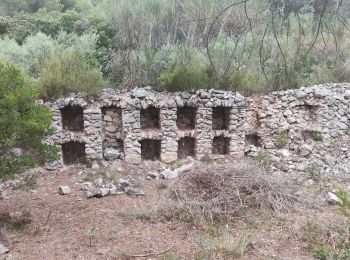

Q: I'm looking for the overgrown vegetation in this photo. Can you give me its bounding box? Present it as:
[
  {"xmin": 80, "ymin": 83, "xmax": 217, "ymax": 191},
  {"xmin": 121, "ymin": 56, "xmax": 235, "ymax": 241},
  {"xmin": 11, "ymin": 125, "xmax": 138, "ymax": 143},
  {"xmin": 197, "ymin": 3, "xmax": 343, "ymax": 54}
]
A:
[
  {"xmin": 0, "ymin": 62, "xmax": 57, "ymax": 180},
  {"xmin": 0, "ymin": 0, "xmax": 350, "ymax": 98}
]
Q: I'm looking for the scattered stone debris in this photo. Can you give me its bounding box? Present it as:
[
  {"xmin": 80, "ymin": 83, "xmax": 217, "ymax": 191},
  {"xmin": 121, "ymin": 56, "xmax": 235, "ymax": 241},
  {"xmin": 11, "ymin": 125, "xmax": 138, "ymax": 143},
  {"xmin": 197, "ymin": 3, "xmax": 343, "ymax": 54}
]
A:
[
  {"xmin": 58, "ymin": 186, "xmax": 71, "ymax": 195},
  {"xmin": 161, "ymin": 163, "xmax": 194, "ymax": 179},
  {"xmin": 0, "ymin": 244, "xmax": 9, "ymax": 254},
  {"xmin": 325, "ymin": 192, "xmax": 341, "ymax": 205},
  {"xmin": 83, "ymin": 173, "xmax": 144, "ymax": 198}
]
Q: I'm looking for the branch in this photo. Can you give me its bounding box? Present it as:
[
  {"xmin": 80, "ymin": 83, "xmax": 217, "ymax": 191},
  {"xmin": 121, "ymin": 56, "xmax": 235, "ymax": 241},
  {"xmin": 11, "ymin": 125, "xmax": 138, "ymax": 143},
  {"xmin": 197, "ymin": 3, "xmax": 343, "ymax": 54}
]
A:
[
  {"xmin": 259, "ymin": 26, "xmax": 272, "ymax": 88},
  {"xmin": 271, "ymin": 9, "xmax": 290, "ymax": 83},
  {"xmin": 305, "ymin": 0, "xmax": 329, "ymax": 57},
  {"xmin": 206, "ymin": 0, "xmax": 248, "ymax": 79}
]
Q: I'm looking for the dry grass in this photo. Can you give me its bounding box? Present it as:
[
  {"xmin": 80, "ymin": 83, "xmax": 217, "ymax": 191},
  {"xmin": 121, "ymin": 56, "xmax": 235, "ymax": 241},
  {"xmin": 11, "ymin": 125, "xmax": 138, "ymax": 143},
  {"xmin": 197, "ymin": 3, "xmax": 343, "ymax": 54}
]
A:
[{"xmin": 171, "ymin": 161, "xmax": 299, "ymax": 221}]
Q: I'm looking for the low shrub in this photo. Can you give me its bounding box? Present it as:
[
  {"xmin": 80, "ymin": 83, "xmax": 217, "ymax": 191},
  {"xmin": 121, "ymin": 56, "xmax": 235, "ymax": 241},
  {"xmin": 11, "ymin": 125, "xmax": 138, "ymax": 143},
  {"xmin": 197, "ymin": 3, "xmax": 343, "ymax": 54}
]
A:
[
  {"xmin": 310, "ymin": 131, "xmax": 323, "ymax": 142},
  {"xmin": 275, "ymin": 131, "xmax": 288, "ymax": 148},
  {"xmin": 39, "ymin": 49, "xmax": 105, "ymax": 99}
]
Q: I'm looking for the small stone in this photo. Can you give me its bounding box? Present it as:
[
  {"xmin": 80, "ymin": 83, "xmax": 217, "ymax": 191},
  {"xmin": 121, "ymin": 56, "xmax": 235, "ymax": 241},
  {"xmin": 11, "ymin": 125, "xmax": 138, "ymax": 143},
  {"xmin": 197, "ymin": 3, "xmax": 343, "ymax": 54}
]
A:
[
  {"xmin": 161, "ymin": 169, "xmax": 178, "ymax": 179},
  {"xmin": 325, "ymin": 192, "xmax": 341, "ymax": 205},
  {"xmin": 58, "ymin": 186, "xmax": 71, "ymax": 195},
  {"xmin": 132, "ymin": 88, "xmax": 148, "ymax": 98},
  {"xmin": 344, "ymin": 90, "xmax": 350, "ymax": 99},
  {"xmin": 118, "ymin": 178, "xmax": 130, "ymax": 188},
  {"xmin": 104, "ymin": 148, "xmax": 120, "ymax": 161},
  {"xmin": 0, "ymin": 244, "xmax": 9, "ymax": 254},
  {"xmin": 125, "ymin": 187, "xmax": 145, "ymax": 196},
  {"xmin": 281, "ymin": 149, "xmax": 290, "ymax": 158},
  {"xmin": 45, "ymin": 161, "xmax": 60, "ymax": 171},
  {"xmin": 100, "ymin": 188, "xmax": 110, "ymax": 197},
  {"xmin": 86, "ymin": 188, "xmax": 101, "ymax": 198}
]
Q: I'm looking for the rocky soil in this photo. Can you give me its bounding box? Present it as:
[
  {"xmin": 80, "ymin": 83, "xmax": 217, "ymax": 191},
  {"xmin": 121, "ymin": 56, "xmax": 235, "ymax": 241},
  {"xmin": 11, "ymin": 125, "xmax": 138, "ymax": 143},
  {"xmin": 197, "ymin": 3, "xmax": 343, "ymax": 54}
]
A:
[{"xmin": 1, "ymin": 157, "xmax": 350, "ymax": 259}]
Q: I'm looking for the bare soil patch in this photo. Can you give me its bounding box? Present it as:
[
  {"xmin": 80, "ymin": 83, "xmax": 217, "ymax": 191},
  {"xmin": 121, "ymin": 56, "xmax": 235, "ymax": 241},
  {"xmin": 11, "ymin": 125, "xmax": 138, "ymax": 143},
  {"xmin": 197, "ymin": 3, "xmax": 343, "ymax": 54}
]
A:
[{"xmin": 0, "ymin": 161, "xmax": 348, "ymax": 259}]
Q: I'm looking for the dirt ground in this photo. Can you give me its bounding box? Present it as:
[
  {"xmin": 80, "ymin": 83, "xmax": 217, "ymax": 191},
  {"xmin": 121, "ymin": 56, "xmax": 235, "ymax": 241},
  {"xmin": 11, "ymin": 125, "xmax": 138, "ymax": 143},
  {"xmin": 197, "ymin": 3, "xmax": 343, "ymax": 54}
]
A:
[{"xmin": 0, "ymin": 161, "xmax": 348, "ymax": 260}]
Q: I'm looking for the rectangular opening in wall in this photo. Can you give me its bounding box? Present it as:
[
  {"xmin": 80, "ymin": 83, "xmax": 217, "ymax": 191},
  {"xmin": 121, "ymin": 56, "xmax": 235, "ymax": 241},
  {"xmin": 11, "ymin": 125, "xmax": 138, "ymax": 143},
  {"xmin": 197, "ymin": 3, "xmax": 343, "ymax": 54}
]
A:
[
  {"xmin": 60, "ymin": 105, "xmax": 84, "ymax": 131},
  {"xmin": 62, "ymin": 141, "xmax": 86, "ymax": 165},
  {"xmin": 212, "ymin": 136, "xmax": 230, "ymax": 155},
  {"xmin": 212, "ymin": 107, "xmax": 231, "ymax": 130},
  {"xmin": 178, "ymin": 137, "xmax": 196, "ymax": 159},
  {"xmin": 141, "ymin": 106, "xmax": 160, "ymax": 129},
  {"xmin": 140, "ymin": 139, "xmax": 161, "ymax": 160},
  {"xmin": 245, "ymin": 134, "xmax": 263, "ymax": 147},
  {"xmin": 102, "ymin": 107, "xmax": 123, "ymax": 149},
  {"xmin": 177, "ymin": 107, "xmax": 197, "ymax": 129}
]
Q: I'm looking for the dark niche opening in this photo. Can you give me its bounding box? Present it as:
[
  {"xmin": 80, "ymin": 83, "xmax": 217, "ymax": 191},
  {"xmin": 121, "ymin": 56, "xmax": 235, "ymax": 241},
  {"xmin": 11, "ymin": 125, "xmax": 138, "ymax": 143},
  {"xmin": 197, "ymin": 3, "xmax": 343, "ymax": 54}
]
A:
[
  {"xmin": 62, "ymin": 141, "xmax": 86, "ymax": 165},
  {"xmin": 141, "ymin": 106, "xmax": 160, "ymax": 129},
  {"xmin": 212, "ymin": 136, "xmax": 230, "ymax": 155},
  {"xmin": 245, "ymin": 134, "xmax": 263, "ymax": 147},
  {"xmin": 212, "ymin": 107, "xmax": 231, "ymax": 130},
  {"xmin": 140, "ymin": 139, "xmax": 161, "ymax": 160},
  {"xmin": 178, "ymin": 137, "xmax": 196, "ymax": 159},
  {"xmin": 177, "ymin": 107, "xmax": 197, "ymax": 129},
  {"xmin": 60, "ymin": 105, "xmax": 84, "ymax": 132}
]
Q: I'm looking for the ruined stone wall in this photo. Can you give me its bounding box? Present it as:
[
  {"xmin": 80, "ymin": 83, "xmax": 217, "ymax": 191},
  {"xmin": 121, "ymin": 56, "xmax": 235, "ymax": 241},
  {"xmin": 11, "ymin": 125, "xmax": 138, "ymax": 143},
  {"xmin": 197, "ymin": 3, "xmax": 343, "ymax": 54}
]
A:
[
  {"xmin": 245, "ymin": 83, "xmax": 350, "ymax": 174},
  {"xmin": 45, "ymin": 83, "xmax": 350, "ymax": 169},
  {"xmin": 45, "ymin": 88, "xmax": 246, "ymax": 165}
]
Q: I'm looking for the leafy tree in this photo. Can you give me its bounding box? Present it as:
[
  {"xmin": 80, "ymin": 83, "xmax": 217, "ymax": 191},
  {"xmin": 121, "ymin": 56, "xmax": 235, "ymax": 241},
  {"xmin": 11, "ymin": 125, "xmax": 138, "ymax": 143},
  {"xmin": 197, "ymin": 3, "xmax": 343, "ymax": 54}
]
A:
[
  {"xmin": 0, "ymin": 62, "xmax": 57, "ymax": 180},
  {"xmin": 0, "ymin": 33, "xmax": 54, "ymax": 77}
]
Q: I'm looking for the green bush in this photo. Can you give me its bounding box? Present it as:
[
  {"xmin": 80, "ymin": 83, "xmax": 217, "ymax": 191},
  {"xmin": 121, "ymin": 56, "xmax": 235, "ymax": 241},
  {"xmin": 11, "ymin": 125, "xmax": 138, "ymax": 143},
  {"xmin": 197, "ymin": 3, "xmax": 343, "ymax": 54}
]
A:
[
  {"xmin": 310, "ymin": 131, "xmax": 323, "ymax": 142},
  {"xmin": 157, "ymin": 63, "xmax": 210, "ymax": 91},
  {"xmin": 0, "ymin": 62, "xmax": 57, "ymax": 180},
  {"xmin": 39, "ymin": 48, "xmax": 105, "ymax": 99},
  {"xmin": 275, "ymin": 131, "xmax": 288, "ymax": 148}
]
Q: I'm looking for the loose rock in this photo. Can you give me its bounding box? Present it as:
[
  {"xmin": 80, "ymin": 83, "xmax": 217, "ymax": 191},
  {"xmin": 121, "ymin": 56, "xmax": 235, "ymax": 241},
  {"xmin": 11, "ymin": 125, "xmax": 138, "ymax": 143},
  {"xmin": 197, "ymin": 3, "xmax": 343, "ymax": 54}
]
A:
[
  {"xmin": 0, "ymin": 244, "xmax": 9, "ymax": 254},
  {"xmin": 58, "ymin": 186, "xmax": 71, "ymax": 195},
  {"xmin": 325, "ymin": 192, "xmax": 341, "ymax": 205}
]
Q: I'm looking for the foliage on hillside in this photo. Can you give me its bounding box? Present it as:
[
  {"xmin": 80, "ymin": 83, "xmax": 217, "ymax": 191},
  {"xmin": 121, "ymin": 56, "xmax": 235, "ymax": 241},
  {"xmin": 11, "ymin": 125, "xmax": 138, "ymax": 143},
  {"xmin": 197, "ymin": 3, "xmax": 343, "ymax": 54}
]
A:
[
  {"xmin": 0, "ymin": 62, "xmax": 57, "ymax": 180},
  {"xmin": 0, "ymin": 0, "xmax": 350, "ymax": 98}
]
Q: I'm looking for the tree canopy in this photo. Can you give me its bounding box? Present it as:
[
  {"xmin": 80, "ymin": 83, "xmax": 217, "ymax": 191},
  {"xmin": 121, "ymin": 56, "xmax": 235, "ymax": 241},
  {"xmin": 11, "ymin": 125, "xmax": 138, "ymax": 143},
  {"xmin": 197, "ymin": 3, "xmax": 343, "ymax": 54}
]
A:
[{"xmin": 0, "ymin": 0, "xmax": 349, "ymax": 96}]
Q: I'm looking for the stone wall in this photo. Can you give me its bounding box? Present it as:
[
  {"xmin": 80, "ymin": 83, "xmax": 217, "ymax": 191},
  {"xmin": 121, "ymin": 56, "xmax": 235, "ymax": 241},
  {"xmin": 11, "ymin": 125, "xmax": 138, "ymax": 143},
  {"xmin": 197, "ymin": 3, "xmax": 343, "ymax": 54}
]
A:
[
  {"xmin": 45, "ymin": 87, "xmax": 246, "ymax": 165},
  {"xmin": 45, "ymin": 83, "xmax": 350, "ymax": 170},
  {"xmin": 245, "ymin": 83, "xmax": 350, "ymax": 174}
]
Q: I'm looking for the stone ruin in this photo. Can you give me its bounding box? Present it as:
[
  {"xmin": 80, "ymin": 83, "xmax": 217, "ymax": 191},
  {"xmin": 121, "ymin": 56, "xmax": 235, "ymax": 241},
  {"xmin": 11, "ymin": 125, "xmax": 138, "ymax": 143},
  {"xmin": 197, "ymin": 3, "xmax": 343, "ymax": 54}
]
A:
[{"xmin": 45, "ymin": 83, "xmax": 350, "ymax": 172}]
